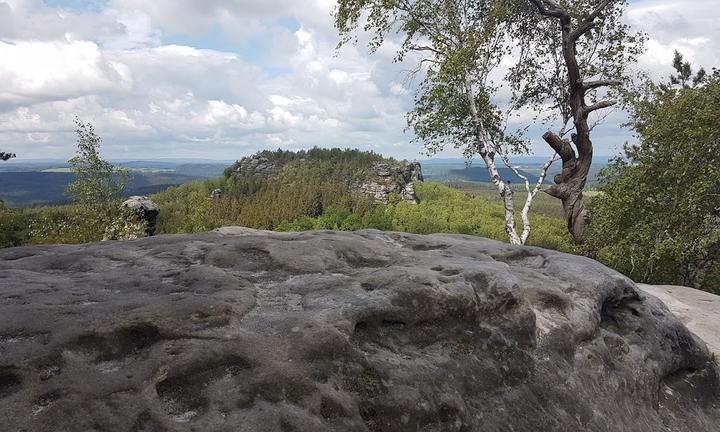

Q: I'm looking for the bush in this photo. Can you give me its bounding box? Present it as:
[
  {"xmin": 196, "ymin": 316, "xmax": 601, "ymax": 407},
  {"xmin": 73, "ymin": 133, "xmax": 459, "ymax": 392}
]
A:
[
  {"xmin": 586, "ymin": 63, "xmax": 720, "ymax": 292},
  {"xmin": 0, "ymin": 207, "xmax": 31, "ymax": 248},
  {"xmin": 277, "ymin": 182, "xmax": 577, "ymax": 253}
]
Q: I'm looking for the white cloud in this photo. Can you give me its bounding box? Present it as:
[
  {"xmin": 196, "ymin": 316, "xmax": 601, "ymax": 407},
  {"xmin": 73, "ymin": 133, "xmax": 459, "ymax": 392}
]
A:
[
  {"xmin": 0, "ymin": 0, "xmax": 718, "ymax": 160},
  {"xmin": 626, "ymin": 0, "xmax": 720, "ymax": 75},
  {"xmin": 389, "ymin": 82, "xmax": 410, "ymax": 96},
  {"xmin": 328, "ymin": 69, "xmax": 350, "ymax": 85},
  {"xmin": 0, "ymin": 40, "xmax": 130, "ymax": 106}
]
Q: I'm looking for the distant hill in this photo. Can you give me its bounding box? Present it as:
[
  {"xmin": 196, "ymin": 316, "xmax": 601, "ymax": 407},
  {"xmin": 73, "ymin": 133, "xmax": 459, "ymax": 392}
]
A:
[
  {"xmin": 0, "ymin": 172, "xmax": 203, "ymax": 207},
  {"xmin": 447, "ymin": 167, "xmax": 540, "ymax": 183},
  {"xmin": 423, "ymin": 159, "xmax": 609, "ymax": 188},
  {"xmin": 0, "ymin": 160, "xmax": 230, "ymax": 207},
  {"xmin": 0, "ymin": 172, "xmax": 74, "ymax": 206}
]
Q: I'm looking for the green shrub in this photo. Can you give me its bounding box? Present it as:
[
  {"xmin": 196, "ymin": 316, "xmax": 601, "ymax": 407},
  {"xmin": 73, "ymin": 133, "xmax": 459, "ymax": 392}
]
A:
[
  {"xmin": 586, "ymin": 64, "xmax": 720, "ymax": 292},
  {"xmin": 0, "ymin": 208, "xmax": 31, "ymax": 248},
  {"xmin": 277, "ymin": 182, "xmax": 577, "ymax": 253}
]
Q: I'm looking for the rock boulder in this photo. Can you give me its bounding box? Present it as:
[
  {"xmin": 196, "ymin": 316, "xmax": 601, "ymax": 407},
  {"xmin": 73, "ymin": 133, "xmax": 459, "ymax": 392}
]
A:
[
  {"xmin": 121, "ymin": 196, "xmax": 160, "ymax": 236},
  {"xmin": 639, "ymin": 284, "xmax": 720, "ymax": 356},
  {"xmin": 0, "ymin": 229, "xmax": 718, "ymax": 431}
]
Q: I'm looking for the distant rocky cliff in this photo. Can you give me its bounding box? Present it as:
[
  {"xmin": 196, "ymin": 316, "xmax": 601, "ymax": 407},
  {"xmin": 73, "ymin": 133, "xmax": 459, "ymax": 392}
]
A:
[
  {"xmin": 351, "ymin": 161, "xmax": 423, "ymax": 204},
  {"xmin": 227, "ymin": 151, "xmax": 423, "ymax": 204},
  {"xmin": 1, "ymin": 229, "xmax": 718, "ymax": 431},
  {"xmin": 228, "ymin": 155, "xmax": 279, "ymax": 177}
]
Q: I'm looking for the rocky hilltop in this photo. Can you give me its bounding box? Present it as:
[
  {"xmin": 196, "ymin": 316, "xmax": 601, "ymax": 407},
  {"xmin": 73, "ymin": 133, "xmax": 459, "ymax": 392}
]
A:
[
  {"xmin": 227, "ymin": 150, "xmax": 423, "ymax": 204},
  {"xmin": 228, "ymin": 154, "xmax": 279, "ymax": 177},
  {"xmin": 0, "ymin": 229, "xmax": 718, "ymax": 431}
]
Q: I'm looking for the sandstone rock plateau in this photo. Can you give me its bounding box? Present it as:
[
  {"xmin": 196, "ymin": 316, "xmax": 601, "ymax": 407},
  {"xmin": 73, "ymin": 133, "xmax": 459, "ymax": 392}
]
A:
[{"xmin": 0, "ymin": 229, "xmax": 718, "ymax": 431}]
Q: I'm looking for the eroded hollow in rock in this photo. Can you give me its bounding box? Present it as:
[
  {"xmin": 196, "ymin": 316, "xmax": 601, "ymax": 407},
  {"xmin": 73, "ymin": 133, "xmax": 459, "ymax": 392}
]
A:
[
  {"xmin": 156, "ymin": 355, "xmax": 252, "ymax": 422},
  {"xmin": 73, "ymin": 323, "xmax": 165, "ymax": 362},
  {"xmin": 0, "ymin": 368, "xmax": 22, "ymax": 399}
]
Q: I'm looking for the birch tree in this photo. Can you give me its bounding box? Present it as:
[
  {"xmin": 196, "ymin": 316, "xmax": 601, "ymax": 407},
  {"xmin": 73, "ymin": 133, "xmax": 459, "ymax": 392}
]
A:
[
  {"xmin": 512, "ymin": 0, "xmax": 644, "ymax": 242},
  {"xmin": 66, "ymin": 119, "xmax": 129, "ymax": 205},
  {"xmin": 335, "ymin": 0, "xmax": 556, "ymax": 245}
]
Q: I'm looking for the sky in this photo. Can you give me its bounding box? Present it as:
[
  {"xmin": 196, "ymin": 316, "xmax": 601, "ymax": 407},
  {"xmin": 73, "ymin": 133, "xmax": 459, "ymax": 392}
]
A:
[{"xmin": 0, "ymin": 0, "xmax": 718, "ymax": 161}]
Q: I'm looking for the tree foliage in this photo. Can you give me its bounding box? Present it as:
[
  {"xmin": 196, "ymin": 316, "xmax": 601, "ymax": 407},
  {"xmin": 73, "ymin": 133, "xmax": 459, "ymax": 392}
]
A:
[
  {"xmin": 510, "ymin": 0, "xmax": 644, "ymax": 127},
  {"xmin": 587, "ymin": 60, "xmax": 720, "ymax": 292},
  {"xmin": 669, "ymin": 50, "xmax": 707, "ymax": 89},
  {"xmin": 336, "ymin": 0, "xmax": 521, "ymax": 156},
  {"xmin": 514, "ymin": 0, "xmax": 644, "ymax": 242},
  {"xmin": 335, "ymin": 0, "xmax": 562, "ymax": 245},
  {"xmin": 66, "ymin": 119, "xmax": 129, "ymax": 206},
  {"xmin": 1, "ymin": 152, "xmax": 15, "ymax": 161}
]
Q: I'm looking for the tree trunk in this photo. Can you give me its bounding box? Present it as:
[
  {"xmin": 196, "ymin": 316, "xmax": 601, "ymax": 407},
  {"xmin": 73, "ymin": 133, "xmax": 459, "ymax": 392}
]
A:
[
  {"xmin": 529, "ymin": 1, "xmax": 618, "ymax": 243},
  {"xmin": 542, "ymin": 129, "xmax": 592, "ymax": 242},
  {"xmin": 465, "ymin": 75, "xmax": 522, "ymax": 245}
]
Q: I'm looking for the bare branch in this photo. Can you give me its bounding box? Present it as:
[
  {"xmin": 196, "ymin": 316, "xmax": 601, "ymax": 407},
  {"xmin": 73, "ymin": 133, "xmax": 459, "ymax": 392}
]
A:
[
  {"xmin": 583, "ymin": 79, "xmax": 622, "ymax": 92},
  {"xmin": 527, "ymin": 0, "xmax": 567, "ymax": 19},
  {"xmin": 569, "ymin": 22, "xmax": 595, "ymax": 42},
  {"xmin": 542, "ymin": 131, "xmax": 574, "ymax": 162},
  {"xmin": 497, "ymin": 148, "xmax": 530, "ymax": 188},
  {"xmin": 584, "ymin": 99, "xmax": 617, "ymax": 114},
  {"xmin": 569, "ymin": 0, "xmax": 615, "ymax": 41},
  {"xmin": 519, "ymin": 152, "xmax": 558, "ymax": 243},
  {"xmin": 408, "ymin": 44, "xmax": 444, "ymax": 56},
  {"xmin": 588, "ymin": 105, "xmax": 617, "ymax": 131},
  {"xmin": 587, "ymin": 0, "xmax": 616, "ymax": 22}
]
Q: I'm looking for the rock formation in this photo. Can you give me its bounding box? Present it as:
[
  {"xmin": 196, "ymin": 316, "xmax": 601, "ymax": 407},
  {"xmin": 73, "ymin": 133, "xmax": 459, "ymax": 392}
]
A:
[
  {"xmin": 227, "ymin": 152, "xmax": 423, "ymax": 204},
  {"xmin": 0, "ymin": 229, "xmax": 718, "ymax": 431},
  {"xmin": 121, "ymin": 196, "xmax": 160, "ymax": 236},
  {"xmin": 228, "ymin": 155, "xmax": 278, "ymax": 177},
  {"xmin": 353, "ymin": 162, "xmax": 424, "ymax": 204},
  {"xmin": 639, "ymin": 284, "xmax": 720, "ymax": 356}
]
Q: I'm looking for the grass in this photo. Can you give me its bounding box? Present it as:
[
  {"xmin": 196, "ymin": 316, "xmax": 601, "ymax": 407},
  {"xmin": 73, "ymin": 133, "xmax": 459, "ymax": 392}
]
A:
[
  {"xmin": 444, "ymin": 180, "xmax": 567, "ymax": 219},
  {"xmin": 278, "ymin": 182, "xmax": 578, "ymax": 253}
]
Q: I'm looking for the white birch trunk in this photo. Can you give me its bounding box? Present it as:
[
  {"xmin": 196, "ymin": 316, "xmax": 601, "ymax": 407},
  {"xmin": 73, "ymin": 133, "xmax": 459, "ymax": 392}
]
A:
[
  {"xmin": 464, "ymin": 75, "xmax": 522, "ymax": 245},
  {"xmin": 497, "ymin": 151, "xmax": 557, "ymax": 245}
]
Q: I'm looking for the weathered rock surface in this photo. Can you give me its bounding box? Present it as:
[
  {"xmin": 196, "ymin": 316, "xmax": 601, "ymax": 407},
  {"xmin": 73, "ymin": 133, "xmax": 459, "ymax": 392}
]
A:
[
  {"xmin": 121, "ymin": 196, "xmax": 160, "ymax": 236},
  {"xmin": 0, "ymin": 229, "xmax": 718, "ymax": 432},
  {"xmin": 229, "ymin": 155, "xmax": 278, "ymax": 177},
  {"xmin": 353, "ymin": 162, "xmax": 424, "ymax": 204},
  {"xmin": 639, "ymin": 284, "xmax": 720, "ymax": 356},
  {"xmin": 210, "ymin": 189, "xmax": 223, "ymax": 199}
]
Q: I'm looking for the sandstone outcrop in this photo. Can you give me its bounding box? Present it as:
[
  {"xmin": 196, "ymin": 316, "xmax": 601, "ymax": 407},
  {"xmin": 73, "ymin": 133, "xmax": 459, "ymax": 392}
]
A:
[
  {"xmin": 0, "ymin": 229, "xmax": 718, "ymax": 431},
  {"xmin": 227, "ymin": 152, "xmax": 423, "ymax": 204},
  {"xmin": 228, "ymin": 155, "xmax": 278, "ymax": 177},
  {"xmin": 639, "ymin": 284, "xmax": 720, "ymax": 356},
  {"xmin": 120, "ymin": 196, "xmax": 160, "ymax": 236},
  {"xmin": 353, "ymin": 161, "xmax": 424, "ymax": 204}
]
